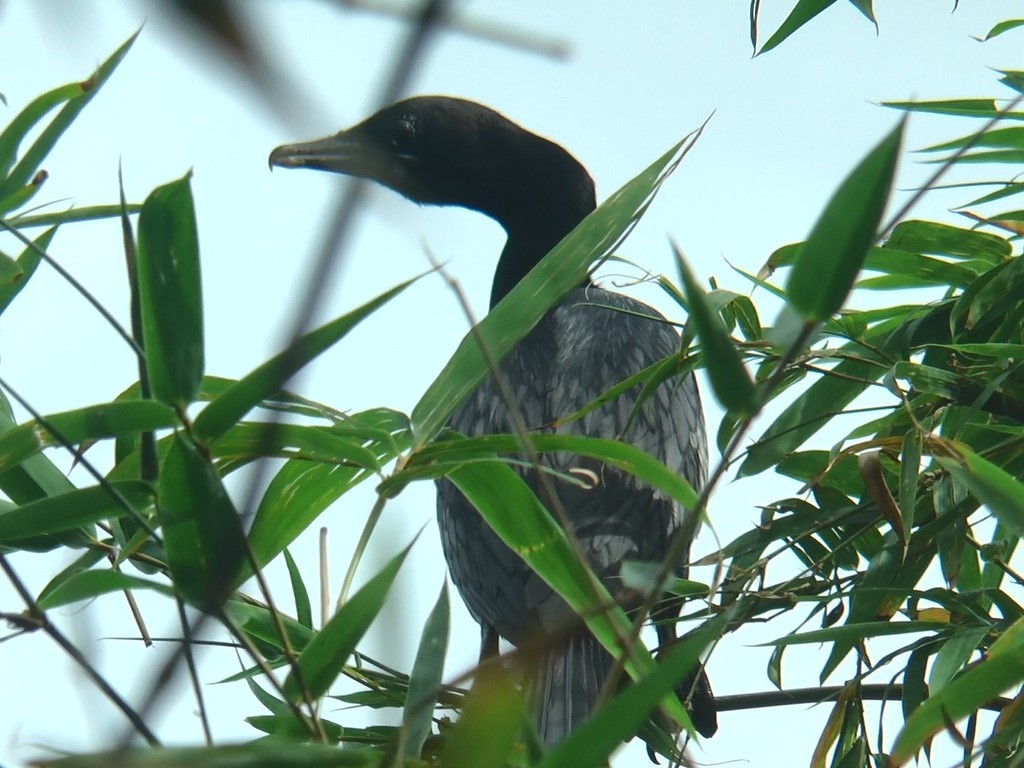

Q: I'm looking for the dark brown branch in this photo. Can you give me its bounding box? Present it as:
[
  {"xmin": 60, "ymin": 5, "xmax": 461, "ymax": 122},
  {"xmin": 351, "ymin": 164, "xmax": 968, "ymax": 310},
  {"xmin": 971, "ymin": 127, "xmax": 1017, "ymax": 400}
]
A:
[{"xmin": 715, "ymin": 685, "xmax": 1010, "ymax": 713}]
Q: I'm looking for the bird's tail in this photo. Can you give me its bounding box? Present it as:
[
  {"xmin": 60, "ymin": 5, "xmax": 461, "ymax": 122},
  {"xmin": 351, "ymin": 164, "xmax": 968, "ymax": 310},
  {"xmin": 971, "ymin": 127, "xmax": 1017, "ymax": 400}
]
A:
[{"xmin": 530, "ymin": 632, "xmax": 613, "ymax": 745}]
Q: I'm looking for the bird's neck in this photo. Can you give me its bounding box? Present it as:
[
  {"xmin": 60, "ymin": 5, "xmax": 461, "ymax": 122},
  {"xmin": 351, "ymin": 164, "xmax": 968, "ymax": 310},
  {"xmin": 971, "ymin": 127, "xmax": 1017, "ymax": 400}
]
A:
[{"xmin": 489, "ymin": 209, "xmax": 593, "ymax": 308}]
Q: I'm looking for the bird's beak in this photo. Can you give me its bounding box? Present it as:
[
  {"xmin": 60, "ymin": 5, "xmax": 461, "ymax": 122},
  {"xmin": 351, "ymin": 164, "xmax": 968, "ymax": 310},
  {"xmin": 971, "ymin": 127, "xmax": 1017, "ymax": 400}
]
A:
[{"xmin": 268, "ymin": 132, "xmax": 367, "ymax": 175}]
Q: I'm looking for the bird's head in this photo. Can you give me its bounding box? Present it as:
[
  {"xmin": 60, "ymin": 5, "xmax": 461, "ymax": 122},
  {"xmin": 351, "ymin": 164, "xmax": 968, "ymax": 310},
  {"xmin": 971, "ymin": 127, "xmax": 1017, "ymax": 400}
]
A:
[{"xmin": 269, "ymin": 96, "xmax": 595, "ymax": 236}]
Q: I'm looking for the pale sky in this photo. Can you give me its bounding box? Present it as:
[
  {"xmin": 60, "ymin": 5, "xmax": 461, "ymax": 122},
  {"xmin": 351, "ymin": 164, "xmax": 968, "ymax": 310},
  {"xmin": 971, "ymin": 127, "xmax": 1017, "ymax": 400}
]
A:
[{"xmin": 1, "ymin": 2, "xmax": 1021, "ymax": 766}]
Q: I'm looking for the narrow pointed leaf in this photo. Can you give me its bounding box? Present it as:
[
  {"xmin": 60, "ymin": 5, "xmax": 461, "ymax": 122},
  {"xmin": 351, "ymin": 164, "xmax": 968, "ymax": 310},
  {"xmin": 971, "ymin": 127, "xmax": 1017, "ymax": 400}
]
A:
[
  {"xmin": 283, "ymin": 542, "xmax": 413, "ymax": 702},
  {"xmin": 757, "ymin": 0, "xmax": 837, "ymax": 55},
  {"xmin": 137, "ymin": 173, "xmax": 204, "ymax": 408},
  {"xmin": 402, "ymin": 582, "xmax": 450, "ymax": 757},
  {"xmin": 193, "ymin": 277, "xmax": 419, "ymax": 442},
  {"xmin": 10, "ymin": 204, "xmax": 143, "ymax": 229},
  {"xmin": 0, "ymin": 481, "xmax": 153, "ymax": 543},
  {"xmin": 0, "ymin": 400, "xmax": 178, "ymax": 474},
  {"xmin": 882, "ymin": 99, "xmax": 1004, "ymax": 119},
  {"xmin": 36, "ymin": 569, "xmax": 174, "ymax": 609},
  {"xmin": 0, "ymin": 31, "xmax": 138, "ymax": 201},
  {"xmin": 977, "ymin": 19, "xmax": 1024, "ymax": 42},
  {"xmin": 890, "ymin": 618, "xmax": 1024, "ymax": 766},
  {"xmin": 674, "ymin": 244, "xmax": 755, "ymax": 414},
  {"xmin": 938, "ymin": 448, "xmax": 1024, "ymax": 537},
  {"xmin": 0, "ymin": 226, "xmax": 56, "ymax": 315},
  {"xmin": 158, "ymin": 435, "xmax": 244, "ymax": 607},
  {"xmin": 283, "ymin": 549, "xmax": 313, "ymax": 629},
  {"xmin": 786, "ymin": 121, "xmax": 903, "ymax": 321},
  {"xmin": 0, "ymin": 83, "xmax": 83, "ymax": 180}
]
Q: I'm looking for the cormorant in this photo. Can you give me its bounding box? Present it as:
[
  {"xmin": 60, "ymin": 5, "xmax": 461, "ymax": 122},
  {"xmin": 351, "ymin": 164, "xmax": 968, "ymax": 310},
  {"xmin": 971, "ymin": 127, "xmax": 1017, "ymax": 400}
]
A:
[{"xmin": 270, "ymin": 96, "xmax": 716, "ymax": 746}]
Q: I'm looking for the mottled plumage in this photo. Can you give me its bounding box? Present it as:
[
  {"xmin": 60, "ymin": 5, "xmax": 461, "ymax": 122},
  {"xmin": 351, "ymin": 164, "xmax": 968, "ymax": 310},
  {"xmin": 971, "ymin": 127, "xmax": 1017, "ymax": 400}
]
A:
[{"xmin": 270, "ymin": 96, "xmax": 716, "ymax": 746}]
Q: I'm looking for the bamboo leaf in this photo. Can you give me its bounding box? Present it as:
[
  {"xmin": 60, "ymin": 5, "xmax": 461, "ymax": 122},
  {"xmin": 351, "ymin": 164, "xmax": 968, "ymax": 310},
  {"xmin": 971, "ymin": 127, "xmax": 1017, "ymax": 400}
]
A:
[
  {"xmin": 193, "ymin": 278, "xmax": 419, "ymax": 442},
  {"xmin": 283, "ymin": 542, "xmax": 413, "ymax": 702},
  {"xmin": 757, "ymin": 0, "xmax": 837, "ymax": 55},
  {"xmin": 402, "ymin": 582, "xmax": 450, "ymax": 757},
  {"xmin": 786, "ymin": 121, "xmax": 903, "ymax": 321},
  {"xmin": 673, "ymin": 243, "xmax": 755, "ymax": 415},
  {"xmin": 158, "ymin": 435, "xmax": 244, "ymax": 607},
  {"xmin": 137, "ymin": 173, "xmax": 204, "ymax": 408},
  {"xmin": 0, "ymin": 481, "xmax": 153, "ymax": 543}
]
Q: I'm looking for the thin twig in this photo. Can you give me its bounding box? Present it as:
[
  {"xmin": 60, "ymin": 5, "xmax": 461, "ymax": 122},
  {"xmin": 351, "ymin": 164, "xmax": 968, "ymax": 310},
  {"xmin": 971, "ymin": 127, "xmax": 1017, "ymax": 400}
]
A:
[
  {"xmin": 0, "ymin": 551, "xmax": 159, "ymax": 745},
  {"xmin": 175, "ymin": 599, "xmax": 212, "ymax": 745},
  {"xmin": 715, "ymin": 684, "xmax": 1009, "ymax": 713}
]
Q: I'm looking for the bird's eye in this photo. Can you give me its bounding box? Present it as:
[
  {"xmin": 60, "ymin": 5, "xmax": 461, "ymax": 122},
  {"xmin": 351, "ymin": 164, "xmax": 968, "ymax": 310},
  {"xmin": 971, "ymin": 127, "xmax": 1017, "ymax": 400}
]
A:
[{"xmin": 391, "ymin": 118, "xmax": 417, "ymax": 154}]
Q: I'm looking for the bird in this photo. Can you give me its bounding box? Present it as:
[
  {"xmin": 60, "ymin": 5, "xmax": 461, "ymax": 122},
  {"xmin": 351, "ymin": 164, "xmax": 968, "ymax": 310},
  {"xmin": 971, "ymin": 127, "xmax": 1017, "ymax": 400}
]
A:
[{"xmin": 269, "ymin": 96, "xmax": 716, "ymax": 747}]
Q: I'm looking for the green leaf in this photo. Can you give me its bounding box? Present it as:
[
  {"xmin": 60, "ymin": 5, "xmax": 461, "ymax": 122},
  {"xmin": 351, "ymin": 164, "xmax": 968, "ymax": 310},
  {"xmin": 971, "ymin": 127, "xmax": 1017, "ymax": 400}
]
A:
[
  {"xmin": 283, "ymin": 542, "xmax": 413, "ymax": 702},
  {"xmin": 137, "ymin": 173, "xmax": 204, "ymax": 408},
  {"xmin": 34, "ymin": 548, "xmax": 105, "ymax": 606},
  {"xmin": 210, "ymin": 423, "xmax": 382, "ymax": 470},
  {"xmin": 885, "ymin": 220, "xmax": 1010, "ymax": 262},
  {"xmin": 0, "ymin": 31, "xmax": 138, "ymax": 201},
  {"xmin": 193, "ymin": 278, "xmax": 419, "ymax": 442},
  {"xmin": 898, "ymin": 430, "xmax": 921, "ymax": 546},
  {"xmin": 938, "ymin": 448, "xmax": 1024, "ymax": 537},
  {"xmin": 411, "ymin": 126, "xmax": 703, "ymax": 444},
  {"xmin": 890, "ymin": 631, "xmax": 1024, "ymax": 765},
  {"xmin": 246, "ymin": 427, "xmax": 407, "ymax": 573},
  {"xmin": 976, "ymin": 19, "xmax": 1024, "ymax": 42},
  {"xmin": 757, "ymin": 0, "xmax": 837, "ymax": 55},
  {"xmin": 36, "ymin": 743, "xmax": 383, "ymax": 768},
  {"xmin": 0, "ymin": 481, "xmax": 153, "ymax": 543},
  {"xmin": 764, "ymin": 620, "xmax": 949, "ymax": 647},
  {"xmin": 0, "ymin": 390, "xmax": 75, "ymax": 507},
  {"xmin": 846, "ymin": 0, "xmax": 875, "ymax": 24},
  {"xmin": 10, "ymin": 203, "xmax": 143, "ymax": 229},
  {"xmin": 0, "ymin": 400, "xmax": 178, "ymax": 474},
  {"xmin": 385, "ymin": 432, "xmax": 697, "ymax": 509},
  {"xmin": 0, "ymin": 226, "xmax": 56, "ymax": 316},
  {"xmin": 441, "ymin": 665, "xmax": 524, "ymax": 768},
  {"xmin": 0, "ymin": 83, "xmax": 82, "ymax": 180},
  {"xmin": 739, "ymin": 353, "xmax": 884, "ymax": 477},
  {"xmin": 919, "ymin": 126, "xmax": 1024, "ymax": 154},
  {"xmin": 158, "ymin": 435, "xmax": 244, "ymax": 607},
  {"xmin": 283, "ymin": 548, "xmax": 313, "ymax": 629},
  {"xmin": 673, "ymin": 244, "xmax": 755, "ymax": 415},
  {"xmin": 36, "ymin": 569, "xmax": 174, "ymax": 609},
  {"xmin": 225, "ymin": 599, "xmax": 315, "ymax": 656},
  {"xmin": 786, "ymin": 121, "xmax": 903, "ymax": 321},
  {"xmin": 402, "ymin": 582, "xmax": 450, "ymax": 758},
  {"xmin": 882, "ymin": 99, "xmax": 1010, "ymax": 119},
  {"xmin": 930, "ymin": 148, "xmax": 1024, "ymax": 165}
]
